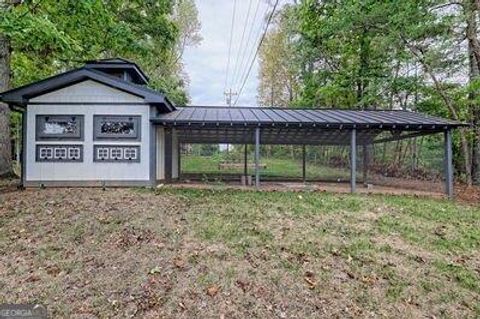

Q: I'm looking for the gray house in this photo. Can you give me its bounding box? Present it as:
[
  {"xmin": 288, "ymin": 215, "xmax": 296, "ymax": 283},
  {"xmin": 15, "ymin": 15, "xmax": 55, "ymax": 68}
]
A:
[{"xmin": 0, "ymin": 58, "xmax": 466, "ymax": 197}]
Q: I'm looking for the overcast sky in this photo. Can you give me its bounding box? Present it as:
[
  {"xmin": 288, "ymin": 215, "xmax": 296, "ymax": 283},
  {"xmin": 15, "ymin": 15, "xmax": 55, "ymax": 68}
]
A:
[{"xmin": 183, "ymin": 0, "xmax": 289, "ymax": 107}]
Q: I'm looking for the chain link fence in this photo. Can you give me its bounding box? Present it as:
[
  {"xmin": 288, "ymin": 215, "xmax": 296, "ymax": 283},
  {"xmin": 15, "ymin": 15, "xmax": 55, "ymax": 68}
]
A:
[{"xmin": 179, "ymin": 132, "xmax": 446, "ymax": 193}]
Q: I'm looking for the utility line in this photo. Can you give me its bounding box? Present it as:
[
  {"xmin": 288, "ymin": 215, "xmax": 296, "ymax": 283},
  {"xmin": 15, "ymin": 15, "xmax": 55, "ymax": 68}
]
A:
[
  {"xmin": 233, "ymin": 0, "xmax": 280, "ymax": 106},
  {"xmin": 233, "ymin": 2, "xmax": 270, "ymax": 94},
  {"xmin": 231, "ymin": 0, "xmax": 263, "ymax": 92},
  {"xmin": 224, "ymin": 0, "xmax": 238, "ymax": 93},
  {"xmin": 230, "ymin": 0, "xmax": 254, "ymax": 92}
]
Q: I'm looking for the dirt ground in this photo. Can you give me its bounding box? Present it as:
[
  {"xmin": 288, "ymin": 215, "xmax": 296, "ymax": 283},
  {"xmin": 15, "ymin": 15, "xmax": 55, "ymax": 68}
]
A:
[
  {"xmin": 0, "ymin": 186, "xmax": 478, "ymax": 318},
  {"xmin": 172, "ymin": 179, "xmax": 480, "ymax": 204}
]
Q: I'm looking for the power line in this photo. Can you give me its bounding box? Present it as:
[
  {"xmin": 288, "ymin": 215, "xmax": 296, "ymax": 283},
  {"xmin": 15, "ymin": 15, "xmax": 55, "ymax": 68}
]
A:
[
  {"xmin": 233, "ymin": 3, "xmax": 270, "ymax": 94},
  {"xmin": 233, "ymin": 0, "xmax": 280, "ymax": 106},
  {"xmin": 224, "ymin": 88, "xmax": 238, "ymax": 107},
  {"xmin": 224, "ymin": 0, "xmax": 238, "ymax": 93},
  {"xmin": 231, "ymin": 0, "xmax": 263, "ymax": 92},
  {"xmin": 234, "ymin": 1, "xmax": 276, "ymax": 101},
  {"xmin": 230, "ymin": 0, "xmax": 254, "ymax": 92}
]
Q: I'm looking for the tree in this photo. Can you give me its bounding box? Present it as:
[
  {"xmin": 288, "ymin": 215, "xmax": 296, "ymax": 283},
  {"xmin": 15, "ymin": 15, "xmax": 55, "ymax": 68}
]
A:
[
  {"xmin": 0, "ymin": 0, "xmax": 201, "ymax": 175},
  {"xmin": 464, "ymin": 0, "xmax": 480, "ymax": 184},
  {"xmin": 0, "ymin": 31, "xmax": 11, "ymax": 176},
  {"xmin": 257, "ymin": 8, "xmax": 298, "ymax": 107},
  {"xmin": 259, "ymin": 0, "xmax": 478, "ymax": 184},
  {"xmin": 171, "ymin": 0, "xmax": 202, "ymax": 67}
]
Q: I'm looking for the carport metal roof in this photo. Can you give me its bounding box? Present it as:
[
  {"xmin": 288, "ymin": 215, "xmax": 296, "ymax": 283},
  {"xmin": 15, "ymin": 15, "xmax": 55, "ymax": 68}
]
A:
[{"xmin": 151, "ymin": 106, "xmax": 466, "ymax": 145}]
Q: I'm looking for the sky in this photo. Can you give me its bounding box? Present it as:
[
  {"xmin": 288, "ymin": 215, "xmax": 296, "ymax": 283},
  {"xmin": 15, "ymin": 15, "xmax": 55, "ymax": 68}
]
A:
[{"xmin": 182, "ymin": 0, "xmax": 289, "ymax": 107}]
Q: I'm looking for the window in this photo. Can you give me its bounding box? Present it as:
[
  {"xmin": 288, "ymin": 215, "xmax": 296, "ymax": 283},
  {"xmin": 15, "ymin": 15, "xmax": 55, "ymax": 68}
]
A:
[
  {"xmin": 68, "ymin": 147, "xmax": 81, "ymax": 160},
  {"xmin": 36, "ymin": 115, "xmax": 84, "ymax": 140},
  {"xmin": 93, "ymin": 115, "xmax": 141, "ymax": 140},
  {"xmin": 110, "ymin": 148, "xmax": 123, "ymax": 160},
  {"xmin": 54, "ymin": 147, "xmax": 67, "ymax": 160},
  {"xmin": 96, "ymin": 147, "xmax": 109, "ymax": 161},
  {"xmin": 36, "ymin": 145, "xmax": 83, "ymax": 162},
  {"xmin": 93, "ymin": 145, "xmax": 140, "ymax": 162},
  {"xmin": 38, "ymin": 147, "xmax": 53, "ymax": 160},
  {"xmin": 124, "ymin": 148, "xmax": 138, "ymax": 160}
]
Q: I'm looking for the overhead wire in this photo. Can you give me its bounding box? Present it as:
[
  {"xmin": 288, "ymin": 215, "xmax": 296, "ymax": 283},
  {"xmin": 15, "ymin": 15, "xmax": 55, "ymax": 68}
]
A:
[
  {"xmin": 232, "ymin": 1, "xmax": 271, "ymax": 93},
  {"xmin": 233, "ymin": 0, "xmax": 280, "ymax": 106},
  {"xmin": 224, "ymin": 0, "xmax": 238, "ymax": 93},
  {"xmin": 231, "ymin": 0, "xmax": 263, "ymax": 92},
  {"xmin": 229, "ymin": 0, "xmax": 254, "ymax": 92}
]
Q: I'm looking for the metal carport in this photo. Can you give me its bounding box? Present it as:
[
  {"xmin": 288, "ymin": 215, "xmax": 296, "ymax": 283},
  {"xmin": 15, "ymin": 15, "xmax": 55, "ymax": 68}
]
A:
[{"xmin": 152, "ymin": 106, "xmax": 467, "ymax": 199}]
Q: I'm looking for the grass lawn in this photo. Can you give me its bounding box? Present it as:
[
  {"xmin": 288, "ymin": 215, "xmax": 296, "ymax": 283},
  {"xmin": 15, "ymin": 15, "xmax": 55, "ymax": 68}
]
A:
[
  {"xmin": 0, "ymin": 187, "xmax": 479, "ymax": 318},
  {"xmin": 181, "ymin": 155, "xmax": 351, "ymax": 180}
]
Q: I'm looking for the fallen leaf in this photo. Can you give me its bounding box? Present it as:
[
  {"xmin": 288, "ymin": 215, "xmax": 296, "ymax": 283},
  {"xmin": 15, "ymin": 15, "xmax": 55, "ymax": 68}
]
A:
[
  {"xmin": 206, "ymin": 285, "xmax": 220, "ymax": 297},
  {"xmin": 304, "ymin": 271, "xmax": 316, "ymax": 289},
  {"xmin": 46, "ymin": 264, "xmax": 61, "ymax": 276},
  {"xmin": 149, "ymin": 266, "xmax": 162, "ymax": 274},
  {"xmin": 414, "ymin": 255, "xmax": 426, "ymax": 263},
  {"xmin": 304, "ymin": 277, "xmax": 316, "ymax": 289},
  {"xmin": 346, "ymin": 271, "xmax": 355, "ymax": 279},
  {"xmin": 173, "ymin": 257, "xmax": 186, "ymax": 269},
  {"xmin": 434, "ymin": 226, "xmax": 447, "ymax": 237},
  {"xmin": 26, "ymin": 274, "xmax": 40, "ymax": 282},
  {"xmin": 361, "ymin": 275, "xmax": 377, "ymax": 285},
  {"xmin": 235, "ymin": 279, "xmax": 249, "ymax": 292}
]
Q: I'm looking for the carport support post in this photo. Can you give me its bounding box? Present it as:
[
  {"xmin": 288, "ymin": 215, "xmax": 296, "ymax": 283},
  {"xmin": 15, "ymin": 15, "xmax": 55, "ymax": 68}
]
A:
[
  {"xmin": 444, "ymin": 129, "xmax": 453, "ymax": 199},
  {"xmin": 244, "ymin": 144, "xmax": 248, "ymax": 177},
  {"xmin": 350, "ymin": 129, "xmax": 357, "ymax": 193},
  {"xmin": 362, "ymin": 144, "xmax": 368, "ymax": 186},
  {"xmin": 164, "ymin": 128, "xmax": 173, "ymax": 182},
  {"xmin": 178, "ymin": 142, "xmax": 181, "ymax": 180},
  {"xmin": 302, "ymin": 145, "xmax": 306, "ymax": 183},
  {"xmin": 255, "ymin": 127, "xmax": 261, "ymax": 189}
]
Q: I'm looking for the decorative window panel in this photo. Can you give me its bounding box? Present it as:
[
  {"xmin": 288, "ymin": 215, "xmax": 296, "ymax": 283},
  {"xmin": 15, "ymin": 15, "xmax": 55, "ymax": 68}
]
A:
[
  {"xmin": 93, "ymin": 115, "xmax": 141, "ymax": 141},
  {"xmin": 93, "ymin": 145, "xmax": 140, "ymax": 162},
  {"xmin": 36, "ymin": 115, "xmax": 84, "ymax": 140},
  {"xmin": 36, "ymin": 145, "xmax": 83, "ymax": 162}
]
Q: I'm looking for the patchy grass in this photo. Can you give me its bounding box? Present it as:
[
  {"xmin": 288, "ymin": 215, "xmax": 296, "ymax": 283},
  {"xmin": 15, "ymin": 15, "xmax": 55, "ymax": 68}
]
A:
[
  {"xmin": 0, "ymin": 187, "xmax": 479, "ymax": 318},
  {"xmin": 182, "ymin": 155, "xmax": 351, "ymax": 180}
]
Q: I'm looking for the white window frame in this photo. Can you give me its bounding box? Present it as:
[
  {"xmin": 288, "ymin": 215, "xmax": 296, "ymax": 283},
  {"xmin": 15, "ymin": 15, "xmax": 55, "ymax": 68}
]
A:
[
  {"xmin": 36, "ymin": 115, "xmax": 84, "ymax": 141},
  {"xmin": 93, "ymin": 115, "xmax": 141, "ymax": 141}
]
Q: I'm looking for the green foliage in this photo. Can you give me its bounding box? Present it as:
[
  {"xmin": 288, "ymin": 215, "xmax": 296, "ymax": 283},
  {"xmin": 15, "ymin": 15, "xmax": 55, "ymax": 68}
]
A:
[
  {"xmin": 258, "ymin": 0, "xmax": 480, "ymax": 182},
  {"xmin": 0, "ymin": 0, "xmax": 192, "ymax": 104}
]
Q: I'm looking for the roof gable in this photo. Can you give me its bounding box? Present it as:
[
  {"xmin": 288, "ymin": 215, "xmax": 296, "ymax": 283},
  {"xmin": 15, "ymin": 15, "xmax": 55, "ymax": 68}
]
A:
[
  {"xmin": 84, "ymin": 58, "xmax": 149, "ymax": 84},
  {"xmin": 30, "ymin": 80, "xmax": 144, "ymax": 103},
  {"xmin": 0, "ymin": 68, "xmax": 175, "ymax": 112}
]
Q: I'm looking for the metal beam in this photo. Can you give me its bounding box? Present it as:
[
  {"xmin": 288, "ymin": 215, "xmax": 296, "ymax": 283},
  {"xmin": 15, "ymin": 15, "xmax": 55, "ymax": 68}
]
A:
[
  {"xmin": 362, "ymin": 144, "xmax": 368, "ymax": 186},
  {"xmin": 350, "ymin": 129, "xmax": 357, "ymax": 193},
  {"xmin": 302, "ymin": 144, "xmax": 306, "ymax": 183},
  {"xmin": 21, "ymin": 109, "xmax": 27, "ymax": 189},
  {"xmin": 373, "ymin": 131, "xmax": 437, "ymax": 144},
  {"xmin": 244, "ymin": 144, "xmax": 248, "ymax": 177},
  {"xmin": 178, "ymin": 142, "xmax": 181, "ymax": 180},
  {"xmin": 149, "ymin": 123, "xmax": 157, "ymax": 187},
  {"xmin": 164, "ymin": 128, "xmax": 173, "ymax": 182},
  {"xmin": 444, "ymin": 129, "xmax": 453, "ymax": 199},
  {"xmin": 255, "ymin": 128, "xmax": 261, "ymax": 189}
]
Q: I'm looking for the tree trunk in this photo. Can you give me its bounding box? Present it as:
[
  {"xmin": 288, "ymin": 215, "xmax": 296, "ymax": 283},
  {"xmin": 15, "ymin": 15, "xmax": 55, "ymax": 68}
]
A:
[
  {"xmin": 404, "ymin": 40, "xmax": 473, "ymax": 185},
  {"xmin": 466, "ymin": 0, "xmax": 480, "ymax": 184},
  {"xmin": 411, "ymin": 137, "xmax": 418, "ymax": 172},
  {"xmin": 0, "ymin": 32, "xmax": 12, "ymax": 177}
]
